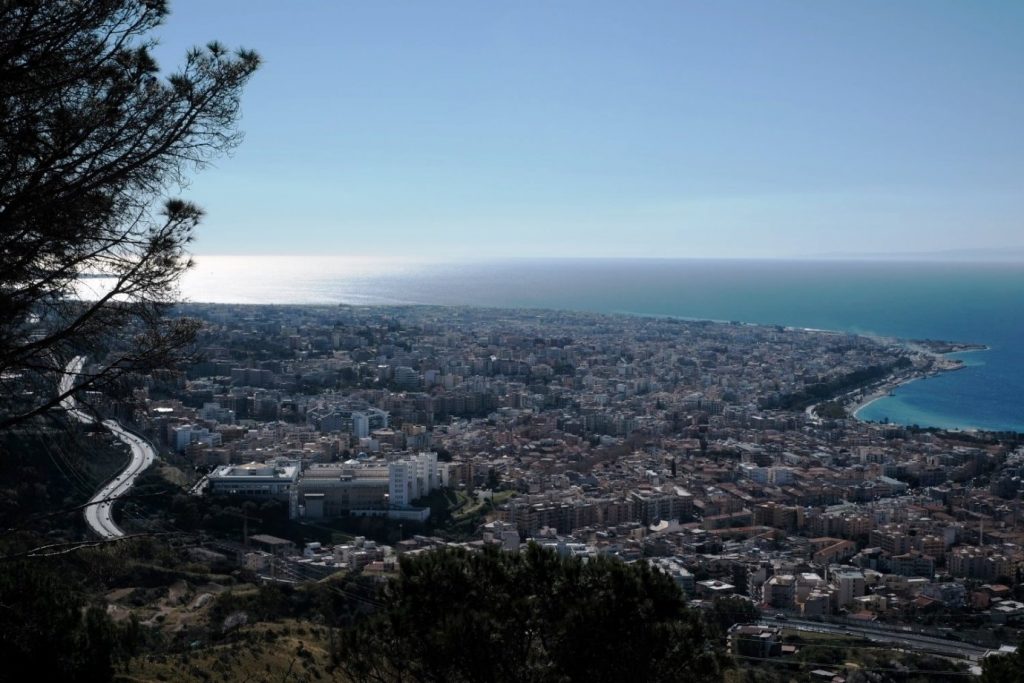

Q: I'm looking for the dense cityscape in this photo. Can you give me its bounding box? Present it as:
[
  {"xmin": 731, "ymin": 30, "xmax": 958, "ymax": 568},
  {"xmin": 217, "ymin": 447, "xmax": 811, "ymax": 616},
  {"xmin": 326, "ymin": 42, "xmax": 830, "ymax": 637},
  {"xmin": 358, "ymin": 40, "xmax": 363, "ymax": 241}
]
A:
[
  {"xmin": 5, "ymin": 2, "xmax": 1024, "ymax": 681},
  {"xmin": 56, "ymin": 303, "xmax": 1023, "ymax": 679}
]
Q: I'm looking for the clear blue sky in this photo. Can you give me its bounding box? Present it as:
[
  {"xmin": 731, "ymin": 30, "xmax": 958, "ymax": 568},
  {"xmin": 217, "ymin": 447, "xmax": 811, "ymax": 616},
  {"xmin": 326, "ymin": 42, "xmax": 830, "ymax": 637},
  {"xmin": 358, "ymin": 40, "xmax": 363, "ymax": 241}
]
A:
[{"xmin": 154, "ymin": 1, "xmax": 1024, "ymax": 259}]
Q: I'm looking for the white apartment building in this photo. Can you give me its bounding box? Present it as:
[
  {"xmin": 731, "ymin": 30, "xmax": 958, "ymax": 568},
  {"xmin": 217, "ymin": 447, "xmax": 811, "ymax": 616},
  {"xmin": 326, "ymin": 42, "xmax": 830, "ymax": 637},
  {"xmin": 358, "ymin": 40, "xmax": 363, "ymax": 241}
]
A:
[{"xmin": 388, "ymin": 452, "xmax": 439, "ymax": 507}]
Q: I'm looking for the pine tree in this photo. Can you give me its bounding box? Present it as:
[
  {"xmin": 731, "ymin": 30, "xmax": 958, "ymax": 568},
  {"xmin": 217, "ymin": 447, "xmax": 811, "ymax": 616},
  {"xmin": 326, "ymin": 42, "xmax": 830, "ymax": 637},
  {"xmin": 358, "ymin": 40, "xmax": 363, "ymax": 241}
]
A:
[
  {"xmin": 336, "ymin": 545, "xmax": 723, "ymax": 683},
  {"xmin": 0, "ymin": 0, "xmax": 259, "ymax": 428}
]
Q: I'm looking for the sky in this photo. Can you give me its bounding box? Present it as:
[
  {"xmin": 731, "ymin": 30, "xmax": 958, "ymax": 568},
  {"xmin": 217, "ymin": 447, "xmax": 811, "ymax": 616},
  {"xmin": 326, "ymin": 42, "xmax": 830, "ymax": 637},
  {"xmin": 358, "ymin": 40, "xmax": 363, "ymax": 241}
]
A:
[{"xmin": 153, "ymin": 1, "xmax": 1024, "ymax": 260}]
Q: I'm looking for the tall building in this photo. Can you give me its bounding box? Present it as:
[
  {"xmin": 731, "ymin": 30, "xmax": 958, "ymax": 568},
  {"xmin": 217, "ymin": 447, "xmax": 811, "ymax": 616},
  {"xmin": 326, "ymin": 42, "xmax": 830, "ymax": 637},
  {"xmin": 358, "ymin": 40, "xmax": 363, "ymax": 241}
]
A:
[
  {"xmin": 352, "ymin": 411, "xmax": 370, "ymax": 438},
  {"xmin": 388, "ymin": 452, "xmax": 439, "ymax": 507},
  {"xmin": 832, "ymin": 568, "xmax": 866, "ymax": 607}
]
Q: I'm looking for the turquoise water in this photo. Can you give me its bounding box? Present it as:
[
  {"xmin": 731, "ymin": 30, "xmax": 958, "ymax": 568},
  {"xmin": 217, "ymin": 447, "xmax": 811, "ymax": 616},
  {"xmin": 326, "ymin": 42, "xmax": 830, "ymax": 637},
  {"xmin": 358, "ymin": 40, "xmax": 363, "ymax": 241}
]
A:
[
  {"xmin": 182, "ymin": 256, "xmax": 1024, "ymax": 433},
  {"xmin": 855, "ymin": 350, "xmax": 1000, "ymax": 431}
]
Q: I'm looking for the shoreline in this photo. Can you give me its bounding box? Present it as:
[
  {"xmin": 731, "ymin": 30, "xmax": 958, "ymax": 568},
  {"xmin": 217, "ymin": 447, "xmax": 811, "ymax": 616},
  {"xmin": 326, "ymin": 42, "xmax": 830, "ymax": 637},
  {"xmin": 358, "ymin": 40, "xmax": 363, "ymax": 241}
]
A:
[
  {"xmin": 802, "ymin": 340, "xmax": 991, "ymax": 430},
  {"xmin": 170, "ymin": 300, "xmax": 1010, "ymax": 434},
  {"xmin": 847, "ymin": 344, "xmax": 990, "ymax": 428},
  {"xmin": 850, "ymin": 377, "xmax": 920, "ymax": 420}
]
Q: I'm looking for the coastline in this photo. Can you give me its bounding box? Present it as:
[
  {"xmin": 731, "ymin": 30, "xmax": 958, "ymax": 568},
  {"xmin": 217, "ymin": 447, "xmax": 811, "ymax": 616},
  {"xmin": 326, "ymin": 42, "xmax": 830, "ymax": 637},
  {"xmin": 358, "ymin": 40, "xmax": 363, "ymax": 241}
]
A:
[
  {"xmin": 848, "ymin": 343, "xmax": 989, "ymax": 427},
  {"xmin": 850, "ymin": 378, "xmax": 919, "ymax": 420},
  {"xmin": 173, "ymin": 293, "xmax": 1013, "ymax": 433},
  {"xmin": 800, "ymin": 335, "xmax": 990, "ymax": 429},
  {"xmin": 175, "ymin": 298, "xmax": 997, "ymax": 431},
  {"xmin": 173, "ymin": 257, "xmax": 1024, "ymax": 432},
  {"xmin": 851, "ymin": 388, "xmax": 897, "ymax": 418}
]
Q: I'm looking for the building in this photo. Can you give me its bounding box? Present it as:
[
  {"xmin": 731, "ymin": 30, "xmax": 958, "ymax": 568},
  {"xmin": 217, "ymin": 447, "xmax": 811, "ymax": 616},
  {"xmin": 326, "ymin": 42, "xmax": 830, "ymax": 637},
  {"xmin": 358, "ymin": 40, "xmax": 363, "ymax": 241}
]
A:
[
  {"xmin": 728, "ymin": 624, "xmax": 782, "ymax": 659},
  {"xmin": 308, "ymin": 404, "xmax": 388, "ymax": 436},
  {"xmin": 890, "ymin": 551, "xmax": 936, "ymax": 578},
  {"xmin": 801, "ymin": 591, "xmax": 832, "ymax": 617},
  {"xmin": 763, "ymin": 574, "xmax": 795, "ymax": 609},
  {"xmin": 393, "ymin": 366, "xmax": 421, "ymax": 390},
  {"xmin": 921, "ymin": 581, "xmax": 967, "ymax": 608},
  {"xmin": 991, "ymin": 600, "xmax": 1024, "ymax": 624},
  {"xmin": 249, "ymin": 534, "xmax": 296, "ymax": 556},
  {"xmin": 947, "ymin": 546, "xmax": 1017, "ymax": 580},
  {"xmin": 207, "ymin": 461, "xmax": 299, "ymax": 501},
  {"xmin": 696, "ymin": 579, "xmax": 736, "ymax": 599},
  {"xmin": 298, "ymin": 463, "xmax": 390, "ymax": 518},
  {"xmin": 389, "ymin": 452, "xmax": 440, "ymax": 508},
  {"xmin": 832, "ymin": 568, "xmax": 866, "ymax": 607},
  {"xmin": 649, "ymin": 557, "xmax": 696, "ymax": 596},
  {"xmin": 171, "ymin": 424, "xmax": 222, "ymax": 452}
]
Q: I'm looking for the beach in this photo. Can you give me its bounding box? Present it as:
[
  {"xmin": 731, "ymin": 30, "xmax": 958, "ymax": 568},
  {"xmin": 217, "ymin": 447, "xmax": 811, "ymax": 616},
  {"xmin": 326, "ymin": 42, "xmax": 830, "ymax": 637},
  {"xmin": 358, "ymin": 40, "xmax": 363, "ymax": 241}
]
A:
[{"xmin": 849, "ymin": 343, "xmax": 984, "ymax": 425}]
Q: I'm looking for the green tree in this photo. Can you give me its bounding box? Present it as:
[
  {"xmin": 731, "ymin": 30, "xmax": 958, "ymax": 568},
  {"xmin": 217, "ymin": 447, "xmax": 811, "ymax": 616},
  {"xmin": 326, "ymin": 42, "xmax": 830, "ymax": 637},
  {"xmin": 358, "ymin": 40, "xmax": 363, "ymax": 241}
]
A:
[
  {"xmin": 980, "ymin": 640, "xmax": 1024, "ymax": 683},
  {"xmin": 336, "ymin": 545, "xmax": 722, "ymax": 683},
  {"xmin": 485, "ymin": 466, "xmax": 502, "ymax": 490},
  {"xmin": 0, "ymin": 0, "xmax": 259, "ymax": 428},
  {"xmin": 0, "ymin": 560, "xmax": 131, "ymax": 682},
  {"xmin": 708, "ymin": 595, "xmax": 760, "ymax": 637}
]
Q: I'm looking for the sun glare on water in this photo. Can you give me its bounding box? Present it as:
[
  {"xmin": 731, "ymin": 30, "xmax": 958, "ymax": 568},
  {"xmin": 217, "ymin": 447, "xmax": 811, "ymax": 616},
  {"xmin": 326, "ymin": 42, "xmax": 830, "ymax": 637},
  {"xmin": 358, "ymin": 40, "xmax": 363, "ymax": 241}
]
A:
[{"xmin": 179, "ymin": 254, "xmax": 427, "ymax": 305}]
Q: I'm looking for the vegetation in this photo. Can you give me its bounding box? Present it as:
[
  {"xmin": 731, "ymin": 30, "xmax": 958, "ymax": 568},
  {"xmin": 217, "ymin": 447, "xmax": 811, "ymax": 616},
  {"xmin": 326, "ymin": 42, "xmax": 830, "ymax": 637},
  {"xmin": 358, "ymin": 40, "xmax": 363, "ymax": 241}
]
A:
[
  {"xmin": 0, "ymin": 3, "xmax": 258, "ymax": 675},
  {"xmin": 0, "ymin": 426, "xmax": 128, "ymax": 534},
  {"xmin": 0, "ymin": 535, "xmax": 220, "ymax": 682},
  {"xmin": 0, "ymin": 0, "xmax": 259, "ymax": 428},
  {"xmin": 815, "ymin": 400, "xmax": 848, "ymax": 419},
  {"xmin": 981, "ymin": 638, "xmax": 1024, "ymax": 682},
  {"xmin": 126, "ymin": 619, "xmax": 340, "ymax": 683},
  {"xmin": 766, "ymin": 358, "xmax": 911, "ymax": 411},
  {"xmin": 335, "ymin": 545, "xmax": 722, "ymax": 683},
  {"xmin": 0, "ymin": 560, "xmax": 143, "ymax": 682},
  {"xmin": 708, "ymin": 595, "xmax": 760, "ymax": 636}
]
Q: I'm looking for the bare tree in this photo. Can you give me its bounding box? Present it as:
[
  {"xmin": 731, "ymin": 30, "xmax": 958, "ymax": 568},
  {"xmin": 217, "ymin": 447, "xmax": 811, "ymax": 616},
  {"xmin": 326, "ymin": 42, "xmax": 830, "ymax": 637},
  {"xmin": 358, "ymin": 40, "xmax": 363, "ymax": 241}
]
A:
[{"xmin": 0, "ymin": 0, "xmax": 259, "ymax": 428}]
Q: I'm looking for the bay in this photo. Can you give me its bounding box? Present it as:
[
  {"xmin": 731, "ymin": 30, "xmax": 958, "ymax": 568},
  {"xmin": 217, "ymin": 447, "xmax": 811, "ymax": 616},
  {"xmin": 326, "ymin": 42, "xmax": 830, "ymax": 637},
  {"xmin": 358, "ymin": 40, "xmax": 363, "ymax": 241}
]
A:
[{"xmin": 180, "ymin": 256, "xmax": 1024, "ymax": 433}]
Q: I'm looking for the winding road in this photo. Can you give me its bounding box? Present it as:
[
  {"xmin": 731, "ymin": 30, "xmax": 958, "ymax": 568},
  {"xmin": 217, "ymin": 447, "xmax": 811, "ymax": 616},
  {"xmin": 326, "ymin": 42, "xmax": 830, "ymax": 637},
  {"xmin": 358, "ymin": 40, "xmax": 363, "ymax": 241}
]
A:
[{"xmin": 60, "ymin": 356, "xmax": 156, "ymax": 538}]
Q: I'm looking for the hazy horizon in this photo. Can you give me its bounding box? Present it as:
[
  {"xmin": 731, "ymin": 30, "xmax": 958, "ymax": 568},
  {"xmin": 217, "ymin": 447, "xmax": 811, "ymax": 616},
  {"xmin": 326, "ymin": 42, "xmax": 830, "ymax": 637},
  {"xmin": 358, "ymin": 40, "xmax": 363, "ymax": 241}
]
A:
[{"xmin": 186, "ymin": 248, "xmax": 1024, "ymax": 264}]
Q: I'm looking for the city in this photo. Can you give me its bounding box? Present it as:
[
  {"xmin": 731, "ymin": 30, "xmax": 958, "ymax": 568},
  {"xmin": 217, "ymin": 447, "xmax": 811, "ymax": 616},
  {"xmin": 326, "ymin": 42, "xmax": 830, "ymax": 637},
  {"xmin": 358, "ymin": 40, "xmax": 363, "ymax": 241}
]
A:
[
  {"xmin": 4, "ymin": 2, "xmax": 1024, "ymax": 681},
  {"xmin": 62, "ymin": 303, "xmax": 1024, "ymax": 678}
]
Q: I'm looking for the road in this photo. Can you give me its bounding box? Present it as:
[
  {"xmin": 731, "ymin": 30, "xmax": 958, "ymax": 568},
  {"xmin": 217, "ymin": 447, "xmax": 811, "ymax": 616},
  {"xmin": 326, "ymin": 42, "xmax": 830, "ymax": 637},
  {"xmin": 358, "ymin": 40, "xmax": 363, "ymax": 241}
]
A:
[
  {"xmin": 60, "ymin": 356, "xmax": 156, "ymax": 538},
  {"xmin": 759, "ymin": 617, "xmax": 991, "ymax": 661}
]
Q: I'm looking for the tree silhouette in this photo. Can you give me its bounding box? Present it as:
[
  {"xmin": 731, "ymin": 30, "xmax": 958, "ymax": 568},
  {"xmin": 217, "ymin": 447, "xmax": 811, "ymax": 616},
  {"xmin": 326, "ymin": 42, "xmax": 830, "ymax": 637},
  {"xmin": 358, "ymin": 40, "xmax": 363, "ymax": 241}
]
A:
[
  {"xmin": 708, "ymin": 595, "xmax": 760, "ymax": 636},
  {"xmin": 0, "ymin": 0, "xmax": 259, "ymax": 428},
  {"xmin": 0, "ymin": 559, "xmax": 138, "ymax": 682},
  {"xmin": 981, "ymin": 638, "xmax": 1024, "ymax": 683},
  {"xmin": 336, "ymin": 545, "xmax": 722, "ymax": 683}
]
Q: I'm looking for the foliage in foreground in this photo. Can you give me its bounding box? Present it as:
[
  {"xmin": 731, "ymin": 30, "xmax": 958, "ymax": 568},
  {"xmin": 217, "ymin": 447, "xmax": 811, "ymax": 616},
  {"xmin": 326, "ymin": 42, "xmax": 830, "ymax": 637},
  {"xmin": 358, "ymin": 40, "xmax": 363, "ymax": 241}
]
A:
[
  {"xmin": 336, "ymin": 544, "xmax": 722, "ymax": 683},
  {"xmin": 981, "ymin": 639, "xmax": 1024, "ymax": 683},
  {"xmin": 0, "ymin": 560, "xmax": 142, "ymax": 682},
  {"xmin": 0, "ymin": 0, "xmax": 259, "ymax": 428}
]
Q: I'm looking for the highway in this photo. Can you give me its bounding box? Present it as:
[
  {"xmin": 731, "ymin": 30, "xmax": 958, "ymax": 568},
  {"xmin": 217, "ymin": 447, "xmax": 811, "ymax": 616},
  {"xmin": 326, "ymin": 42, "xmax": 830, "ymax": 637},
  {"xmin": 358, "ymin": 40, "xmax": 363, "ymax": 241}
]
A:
[
  {"xmin": 60, "ymin": 356, "xmax": 156, "ymax": 538},
  {"xmin": 759, "ymin": 617, "xmax": 991, "ymax": 661}
]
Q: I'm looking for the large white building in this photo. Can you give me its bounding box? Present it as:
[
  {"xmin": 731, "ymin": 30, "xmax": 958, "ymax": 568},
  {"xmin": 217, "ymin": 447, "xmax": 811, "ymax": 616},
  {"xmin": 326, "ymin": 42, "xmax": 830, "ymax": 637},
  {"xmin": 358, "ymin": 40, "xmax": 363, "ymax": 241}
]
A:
[
  {"xmin": 388, "ymin": 452, "xmax": 439, "ymax": 507},
  {"xmin": 293, "ymin": 454, "xmax": 444, "ymax": 521},
  {"xmin": 207, "ymin": 461, "xmax": 299, "ymax": 502},
  {"xmin": 298, "ymin": 462, "xmax": 390, "ymax": 517}
]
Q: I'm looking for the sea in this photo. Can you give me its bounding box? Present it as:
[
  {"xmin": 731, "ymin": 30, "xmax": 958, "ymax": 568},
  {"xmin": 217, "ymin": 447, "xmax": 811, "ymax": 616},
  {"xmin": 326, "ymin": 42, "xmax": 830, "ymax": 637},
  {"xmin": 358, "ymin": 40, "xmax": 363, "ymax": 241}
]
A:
[{"xmin": 180, "ymin": 256, "xmax": 1024, "ymax": 434}]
